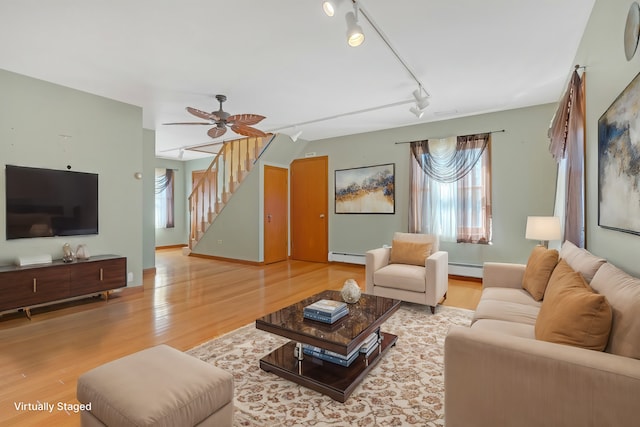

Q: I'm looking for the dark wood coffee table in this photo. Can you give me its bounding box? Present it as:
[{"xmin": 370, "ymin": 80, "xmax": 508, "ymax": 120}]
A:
[{"xmin": 255, "ymin": 290, "xmax": 401, "ymax": 402}]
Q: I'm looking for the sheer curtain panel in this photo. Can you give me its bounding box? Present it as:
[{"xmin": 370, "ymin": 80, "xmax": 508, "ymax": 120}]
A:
[{"xmin": 409, "ymin": 133, "xmax": 492, "ymax": 244}]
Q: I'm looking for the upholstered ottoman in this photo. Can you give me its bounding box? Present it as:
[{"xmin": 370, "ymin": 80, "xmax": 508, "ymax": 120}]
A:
[{"xmin": 76, "ymin": 344, "xmax": 234, "ymax": 427}]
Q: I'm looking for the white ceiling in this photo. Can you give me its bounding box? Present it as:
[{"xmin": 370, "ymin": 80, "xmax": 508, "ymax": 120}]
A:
[{"xmin": 0, "ymin": 0, "xmax": 595, "ymax": 160}]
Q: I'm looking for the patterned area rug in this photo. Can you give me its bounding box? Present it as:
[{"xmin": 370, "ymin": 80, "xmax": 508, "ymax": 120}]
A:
[{"xmin": 187, "ymin": 304, "xmax": 473, "ymax": 426}]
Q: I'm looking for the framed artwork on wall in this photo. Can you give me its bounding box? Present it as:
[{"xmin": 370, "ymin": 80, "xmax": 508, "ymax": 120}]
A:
[
  {"xmin": 335, "ymin": 163, "xmax": 395, "ymax": 214},
  {"xmin": 598, "ymin": 71, "xmax": 640, "ymax": 235}
]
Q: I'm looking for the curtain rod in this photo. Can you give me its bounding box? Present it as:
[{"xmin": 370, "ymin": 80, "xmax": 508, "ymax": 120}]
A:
[{"xmin": 394, "ymin": 129, "xmax": 506, "ymax": 144}]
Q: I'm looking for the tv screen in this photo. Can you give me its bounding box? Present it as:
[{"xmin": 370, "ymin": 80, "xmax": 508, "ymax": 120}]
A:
[{"xmin": 5, "ymin": 165, "xmax": 98, "ymax": 239}]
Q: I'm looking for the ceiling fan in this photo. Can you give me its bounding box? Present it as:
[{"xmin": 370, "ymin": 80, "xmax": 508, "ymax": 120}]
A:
[{"xmin": 164, "ymin": 94, "xmax": 267, "ymax": 139}]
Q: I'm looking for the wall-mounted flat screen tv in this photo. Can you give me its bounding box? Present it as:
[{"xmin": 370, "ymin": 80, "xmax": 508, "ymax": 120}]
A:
[{"xmin": 5, "ymin": 165, "xmax": 99, "ymax": 239}]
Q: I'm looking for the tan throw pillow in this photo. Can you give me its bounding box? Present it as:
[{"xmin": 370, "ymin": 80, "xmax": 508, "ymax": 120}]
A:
[
  {"xmin": 535, "ymin": 265, "xmax": 612, "ymax": 351},
  {"xmin": 522, "ymin": 246, "xmax": 559, "ymax": 301},
  {"xmin": 389, "ymin": 240, "xmax": 432, "ymax": 266}
]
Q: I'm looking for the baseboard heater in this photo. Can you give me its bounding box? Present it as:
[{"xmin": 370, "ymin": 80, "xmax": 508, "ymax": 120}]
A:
[
  {"xmin": 328, "ymin": 252, "xmax": 366, "ymax": 265},
  {"xmin": 448, "ymin": 262, "xmax": 483, "ymax": 278},
  {"xmin": 328, "ymin": 252, "xmax": 483, "ymax": 278}
]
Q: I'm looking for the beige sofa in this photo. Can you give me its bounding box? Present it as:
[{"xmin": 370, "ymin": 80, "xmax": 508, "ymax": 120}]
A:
[{"xmin": 444, "ymin": 242, "xmax": 640, "ymax": 427}]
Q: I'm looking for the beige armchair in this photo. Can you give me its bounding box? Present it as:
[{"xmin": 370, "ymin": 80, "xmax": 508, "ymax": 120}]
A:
[{"xmin": 365, "ymin": 232, "xmax": 449, "ymax": 313}]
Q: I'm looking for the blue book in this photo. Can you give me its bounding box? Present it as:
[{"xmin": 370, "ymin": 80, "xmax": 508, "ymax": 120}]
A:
[
  {"xmin": 302, "ymin": 345, "xmax": 360, "ymax": 367},
  {"xmin": 303, "ymin": 308, "xmax": 348, "ymax": 323},
  {"xmin": 304, "ymin": 299, "xmax": 348, "ymax": 316}
]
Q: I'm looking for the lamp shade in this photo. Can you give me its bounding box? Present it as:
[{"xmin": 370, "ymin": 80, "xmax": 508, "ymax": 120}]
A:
[{"xmin": 525, "ymin": 216, "xmax": 562, "ymax": 241}]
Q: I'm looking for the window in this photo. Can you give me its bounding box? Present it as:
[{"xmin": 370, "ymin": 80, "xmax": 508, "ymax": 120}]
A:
[
  {"xmin": 409, "ymin": 134, "xmax": 492, "ymax": 244},
  {"xmin": 155, "ymin": 168, "xmax": 175, "ymax": 229}
]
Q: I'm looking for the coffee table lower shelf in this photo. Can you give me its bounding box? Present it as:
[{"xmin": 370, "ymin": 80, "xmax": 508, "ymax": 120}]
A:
[{"xmin": 259, "ymin": 331, "xmax": 398, "ymax": 403}]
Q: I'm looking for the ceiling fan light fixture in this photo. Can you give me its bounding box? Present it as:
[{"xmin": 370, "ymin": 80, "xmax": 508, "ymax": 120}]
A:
[{"xmin": 346, "ymin": 11, "xmax": 365, "ymax": 47}]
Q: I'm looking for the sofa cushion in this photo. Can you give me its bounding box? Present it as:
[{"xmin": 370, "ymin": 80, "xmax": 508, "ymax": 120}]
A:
[
  {"xmin": 373, "ymin": 263, "xmax": 425, "ymax": 293},
  {"xmin": 480, "ymin": 287, "xmax": 542, "ymax": 307},
  {"xmin": 590, "ymin": 262, "xmax": 640, "ymax": 359},
  {"xmin": 535, "ymin": 261, "xmax": 612, "ymax": 351},
  {"xmin": 389, "ymin": 239, "xmax": 432, "ymax": 266},
  {"xmin": 473, "ymin": 299, "xmax": 540, "ymax": 326},
  {"xmin": 521, "ymin": 246, "xmax": 559, "ymax": 301},
  {"xmin": 559, "ymin": 240, "xmax": 606, "ymax": 283},
  {"xmin": 471, "ymin": 318, "xmax": 535, "ymax": 339}
]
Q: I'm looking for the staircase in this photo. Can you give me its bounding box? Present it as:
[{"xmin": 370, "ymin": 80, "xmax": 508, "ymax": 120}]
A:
[{"xmin": 188, "ymin": 134, "xmax": 274, "ymax": 249}]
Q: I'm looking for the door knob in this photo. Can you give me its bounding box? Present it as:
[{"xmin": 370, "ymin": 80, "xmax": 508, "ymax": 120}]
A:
[{"xmin": 319, "ymin": 214, "xmax": 325, "ymax": 218}]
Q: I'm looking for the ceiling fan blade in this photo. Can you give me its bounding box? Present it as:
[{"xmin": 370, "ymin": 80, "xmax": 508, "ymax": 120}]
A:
[
  {"xmin": 227, "ymin": 114, "xmax": 266, "ymax": 126},
  {"xmin": 163, "ymin": 122, "xmax": 212, "ymax": 125},
  {"xmin": 207, "ymin": 126, "xmax": 227, "ymax": 139},
  {"xmin": 231, "ymin": 124, "xmax": 268, "ymax": 137},
  {"xmin": 186, "ymin": 107, "xmax": 220, "ymax": 121}
]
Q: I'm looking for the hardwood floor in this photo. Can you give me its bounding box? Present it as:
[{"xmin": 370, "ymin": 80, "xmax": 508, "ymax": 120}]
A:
[{"xmin": 0, "ymin": 249, "xmax": 481, "ymax": 426}]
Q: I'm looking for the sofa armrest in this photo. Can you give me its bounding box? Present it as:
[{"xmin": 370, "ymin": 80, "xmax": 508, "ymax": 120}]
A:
[
  {"xmin": 444, "ymin": 325, "xmax": 640, "ymax": 427},
  {"xmin": 365, "ymin": 247, "xmax": 390, "ymax": 293},
  {"xmin": 482, "ymin": 262, "xmax": 526, "ymax": 289}
]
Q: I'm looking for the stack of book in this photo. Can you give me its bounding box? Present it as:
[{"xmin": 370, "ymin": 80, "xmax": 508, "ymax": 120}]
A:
[
  {"xmin": 302, "ymin": 332, "xmax": 380, "ymax": 367},
  {"xmin": 302, "ymin": 344, "xmax": 360, "ymax": 367},
  {"xmin": 303, "ymin": 299, "xmax": 349, "ymax": 324},
  {"xmin": 359, "ymin": 332, "xmax": 380, "ymax": 357}
]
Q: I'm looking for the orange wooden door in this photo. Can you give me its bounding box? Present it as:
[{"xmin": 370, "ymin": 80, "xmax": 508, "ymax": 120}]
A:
[
  {"xmin": 290, "ymin": 156, "xmax": 328, "ymax": 262},
  {"xmin": 264, "ymin": 166, "xmax": 288, "ymax": 264}
]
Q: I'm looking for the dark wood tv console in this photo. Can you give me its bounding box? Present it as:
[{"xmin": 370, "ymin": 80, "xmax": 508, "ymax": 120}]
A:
[{"xmin": 0, "ymin": 255, "xmax": 126, "ymax": 319}]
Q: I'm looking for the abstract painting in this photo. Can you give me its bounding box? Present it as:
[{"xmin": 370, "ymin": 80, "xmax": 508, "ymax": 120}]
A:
[
  {"xmin": 335, "ymin": 163, "xmax": 395, "ymax": 214},
  {"xmin": 598, "ymin": 71, "xmax": 640, "ymax": 235}
]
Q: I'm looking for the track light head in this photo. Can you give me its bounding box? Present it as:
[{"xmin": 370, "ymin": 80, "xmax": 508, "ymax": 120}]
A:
[
  {"xmin": 291, "ymin": 130, "xmax": 303, "ymax": 142},
  {"xmin": 322, "ymin": 1, "xmax": 339, "ymax": 17},
  {"xmin": 409, "ymin": 105, "xmax": 424, "ymax": 119},
  {"xmin": 413, "ymin": 88, "xmax": 430, "ymax": 110},
  {"xmin": 345, "ymin": 11, "xmax": 365, "ymax": 47}
]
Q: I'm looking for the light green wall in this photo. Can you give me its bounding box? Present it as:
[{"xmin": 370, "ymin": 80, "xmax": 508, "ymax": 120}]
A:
[
  {"xmin": 190, "ymin": 134, "xmax": 301, "ymax": 262},
  {"xmin": 142, "ymin": 129, "xmax": 156, "ymax": 269},
  {"xmin": 302, "ymin": 103, "xmax": 558, "ymax": 265},
  {"xmin": 573, "ymin": 0, "xmax": 640, "ymax": 276},
  {"xmin": 0, "ymin": 68, "xmax": 144, "ymax": 286},
  {"xmin": 154, "ymin": 158, "xmax": 187, "ymax": 247}
]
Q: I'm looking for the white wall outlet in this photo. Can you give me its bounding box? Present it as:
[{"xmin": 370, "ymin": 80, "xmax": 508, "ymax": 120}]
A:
[
  {"xmin": 127, "ymin": 272, "xmax": 133, "ymax": 283},
  {"xmin": 217, "ymin": 239, "xmax": 223, "ymax": 244}
]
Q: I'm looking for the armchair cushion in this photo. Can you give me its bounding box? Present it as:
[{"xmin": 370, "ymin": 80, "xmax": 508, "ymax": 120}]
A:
[
  {"xmin": 389, "ymin": 239, "xmax": 432, "ymax": 266},
  {"xmin": 373, "ymin": 263, "xmax": 426, "ymax": 293},
  {"xmin": 522, "ymin": 246, "xmax": 559, "ymax": 301}
]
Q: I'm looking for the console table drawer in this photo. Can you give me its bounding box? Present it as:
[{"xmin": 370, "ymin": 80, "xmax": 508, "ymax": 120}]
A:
[
  {"xmin": 70, "ymin": 258, "xmax": 127, "ymax": 294},
  {"xmin": 0, "ymin": 266, "xmax": 70, "ymax": 311}
]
